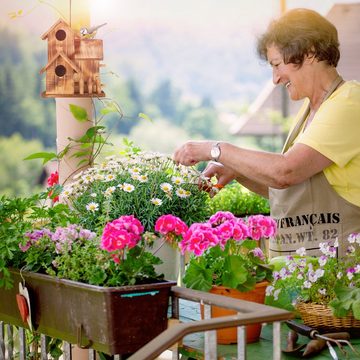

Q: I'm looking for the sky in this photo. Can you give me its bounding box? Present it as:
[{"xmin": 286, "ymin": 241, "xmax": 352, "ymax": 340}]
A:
[
  {"xmin": 1, "ymin": 0, "xmax": 359, "ymax": 104},
  {"xmin": 1, "ymin": 0, "xmax": 359, "ymax": 36}
]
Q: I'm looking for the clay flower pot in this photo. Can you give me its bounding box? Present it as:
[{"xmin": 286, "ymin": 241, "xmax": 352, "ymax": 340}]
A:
[{"xmin": 206, "ymin": 281, "xmax": 269, "ymax": 344}]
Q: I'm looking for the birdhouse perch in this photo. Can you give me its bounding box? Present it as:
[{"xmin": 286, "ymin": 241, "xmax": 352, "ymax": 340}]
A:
[{"xmin": 40, "ymin": 19, "xmax": 105, "ymax": 98}]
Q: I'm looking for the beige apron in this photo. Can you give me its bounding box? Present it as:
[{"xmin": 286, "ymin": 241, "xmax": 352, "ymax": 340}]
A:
[{"xmin": 269, "ymin": 76, "xmax": 360, "ymax": 258}]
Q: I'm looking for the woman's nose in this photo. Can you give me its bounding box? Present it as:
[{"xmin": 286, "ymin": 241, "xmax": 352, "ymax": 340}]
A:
[{"xmin": 272, "ymin": 70, "xmax": 281, "ymax": 85}]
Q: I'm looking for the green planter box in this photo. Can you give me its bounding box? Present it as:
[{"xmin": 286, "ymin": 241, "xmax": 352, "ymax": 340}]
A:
[{"xmin": 0, "ymin": 270, "xmax": 176, "ymax": 355}]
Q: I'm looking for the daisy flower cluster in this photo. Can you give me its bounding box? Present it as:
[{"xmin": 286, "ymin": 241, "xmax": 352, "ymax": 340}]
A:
[
  {"xmin": 180, "ymin": 211, "xmax": 277, "ymax": 292},
  {"xmin": 61, "ymin": 150, "xmax": 209, "ymax": 233},
  {"xmin": 266, "ymin": 233, "xmax": 360, "ymax": 311}
]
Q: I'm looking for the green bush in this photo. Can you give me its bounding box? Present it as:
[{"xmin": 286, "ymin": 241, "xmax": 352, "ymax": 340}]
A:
[{"xmin": 207, "ymin": 182, "xmax": 270, "ymax": 216}]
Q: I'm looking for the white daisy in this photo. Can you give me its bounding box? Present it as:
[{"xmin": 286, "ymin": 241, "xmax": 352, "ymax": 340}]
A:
[
  {"xmin": 138, "ymin": 174, "xmax": 148, "ymax": 183},
  {"xmin": 129, "ymin": 167, "xmax": 141, "ymax": 175},
  {"xmin": 82, "ymin": 174, "xmax": 94, "ymax": 184},
  {"xmin": 160, "ymin": 183, "xmax": 173, "ymax": 193},
  {"xmin": 151, "ymin": 198, "xmax": 163, "ymax": 206},
  {"xmin": 123, "ymin": 183, "xmax": 135, "ymax": 193},
  {"xmin": 104, "ymin": 174, "xmax": 116, "ymax": 182},
  {"xmin": 176, "ymin": 188, "xmax": 190, "ymax": 198},
  {"xmin": 86, "ymin": 202, "xmax": 99, "ymax": 212},
  {"xmin": 104, "ymin": 186, "xmax": 116, "ymax": 197},
  {"xmin": 171, "ymin": 176, "xmax": 184, "ymax": 185}
]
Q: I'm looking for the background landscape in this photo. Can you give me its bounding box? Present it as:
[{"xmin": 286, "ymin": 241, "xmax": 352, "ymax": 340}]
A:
[{"xmin": 0, "ymin": 0, "xmax": 357, "ymax": 196}]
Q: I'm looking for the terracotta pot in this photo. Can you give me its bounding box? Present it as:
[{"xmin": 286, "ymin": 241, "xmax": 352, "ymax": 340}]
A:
[{"xmin": 205, "ymin": 281, "xmax": 269, "ymax": 344}]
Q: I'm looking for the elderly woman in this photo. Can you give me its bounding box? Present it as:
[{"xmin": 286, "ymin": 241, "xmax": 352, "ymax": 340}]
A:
[{"xmin": 173, "ymin": 8, "xmax": 360, "ymax": 258}]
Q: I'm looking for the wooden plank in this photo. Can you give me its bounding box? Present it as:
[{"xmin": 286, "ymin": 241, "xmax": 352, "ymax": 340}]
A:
[
  {"xmin": 0, "ymin": 322, "xmax": 5, "ymax": 360},
  {"xmin": 18, "ymin": 328, "xmax": 26, "ymax": 360},
  {"xmin": 6, "ymin": 325, "xmax": 13, "ymax": 360}
]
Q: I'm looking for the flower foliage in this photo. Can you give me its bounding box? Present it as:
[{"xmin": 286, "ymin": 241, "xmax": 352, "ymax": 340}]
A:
[
  {"xmin": 0, "ymin": 193, "xmax": 77, "ymax": 288},
  {"xmin": 178, "ymin": 211, "xmax": 277, "ymax": 292},
  {"xmin": 16, "ymin": 216, "xmax": 166, "ymax": 287},
  {"xmin": 266, "ymin": 234, "xmax": 360, "ymax": 319},
  {"xmin": 61, "ymin": 149, "xmax": 210, "ymax": 233}
]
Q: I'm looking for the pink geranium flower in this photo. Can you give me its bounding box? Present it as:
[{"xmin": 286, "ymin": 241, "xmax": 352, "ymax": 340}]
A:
[
  {"xmin": 247, "ymin": 214, "xmax": 277, "ymax": 240},
  {"xmin": 101, "ymin": 215, "xmax": 144, "ymax": 254},
  {"xmin": 155, "ymin": 214, "xmax": 188, "ymax": 236},
  {"xmin": 179, "ymin": 223, "xmax": 219, "ymax": 256},
  {"xmin": 208, "ymin": 211, "xmax": 235, "ymax": 226}
]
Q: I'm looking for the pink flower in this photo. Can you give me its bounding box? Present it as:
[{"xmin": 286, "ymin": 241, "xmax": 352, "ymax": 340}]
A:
[
  {"xmin": 101, "ymin": 215, "xmax": 144, "ymax": 253},
  {"xmin": 208, "ymin": 211, "xmax": 235, "ymax": 226},
  {"xmin": 247, "ymin": 215, "xmax": 277, "ymax": 240},
  {"xmin": 155, "ymin": 215, "xmax": 188, "ymax": 236},
  {"xmin": 232, "ymin": 219, "xmax": 250, "ymax": 241},
  {"xmin": 179, "ymin": 223, "xmax": 219, "ymax": 256},
  {"xmin": 214, "ymin": 220, "xmax": 235, "ymax": 241}
]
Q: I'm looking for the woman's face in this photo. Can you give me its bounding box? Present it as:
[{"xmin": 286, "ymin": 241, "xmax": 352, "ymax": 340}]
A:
[{"xmin": 266, "ymin": 45, "xmax": 307, "ymax": 101}]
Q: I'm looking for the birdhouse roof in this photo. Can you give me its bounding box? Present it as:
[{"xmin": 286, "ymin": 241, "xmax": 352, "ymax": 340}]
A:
[
  {"xmin": 41, "ymin": 18, "xmax": 76, "ymax": 40},
  {"xmin": 39, "ymin": 50, "xmax": 81, "ymax": 74}
]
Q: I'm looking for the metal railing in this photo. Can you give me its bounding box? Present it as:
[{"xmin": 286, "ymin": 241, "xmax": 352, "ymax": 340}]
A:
[
  {"xmin": 128, "ymin": 286, "xmax": 293, "ymax": 360},
  {"xmin": 1, "ymin": 286, "xmax": 293, "ymax": 360}
]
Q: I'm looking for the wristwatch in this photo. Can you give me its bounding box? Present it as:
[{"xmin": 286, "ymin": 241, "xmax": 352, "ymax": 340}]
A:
[{"xmin": 210, "ymin": 142, "xmax": 221, "ymax": 162}]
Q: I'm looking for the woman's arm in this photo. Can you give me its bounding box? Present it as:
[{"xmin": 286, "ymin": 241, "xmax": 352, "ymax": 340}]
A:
[{"xmin": 173, "ymin": 140, "xmax": 333, "ymax": 191}]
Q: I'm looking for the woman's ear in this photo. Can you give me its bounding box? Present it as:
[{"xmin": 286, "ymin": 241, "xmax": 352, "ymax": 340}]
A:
[{"xmin": 304, "ymin": 49, "xmax": 316, "ymax": 64}]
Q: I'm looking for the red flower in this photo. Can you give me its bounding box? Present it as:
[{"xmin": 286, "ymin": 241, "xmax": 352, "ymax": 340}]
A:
[
  {"xmin": 47, "ymin": 171, "xmax": 59, "ymax": 187},
  {"xmin": 47, "ymin": 171, "xmax": 59, "ymax": 203}
]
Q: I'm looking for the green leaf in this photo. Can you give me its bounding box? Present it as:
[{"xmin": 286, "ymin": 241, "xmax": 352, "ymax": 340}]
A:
[
  {"xmin": 100, "ymin": 102, "xmax": 119, "ymax": 115},
  {"xmin": 23, "ymin": 152, "xmax": 57, "ymax": 165},
  {"xmin": 70, "ymin": 150, "xmax": 91, "ymax": 158},
  {"xmin": 69, "ymin": 104, "xmax": 88, "ymax": 122},
  {"xmin": 138, "ymin": 113, "xmax": 153, "ymax": 122},
  {"xmin": 352, "ymin": 300, "xmax": 360, "ymax": 320},
  {"xmin": 85, "ymin": 126, "xmax": 106, "ymax": 139},
  {"xmin": 221, "ymin": 255, "xmax": 247, "ymax": 289},
  {"xmin": 183, "ymin": 259, "xmax": 212, "ymax": 291}
]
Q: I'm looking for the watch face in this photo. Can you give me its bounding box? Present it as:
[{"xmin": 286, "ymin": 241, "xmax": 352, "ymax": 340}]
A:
[{"xmin": 211, "ymin": 144, "xmax": 220, "ymax": 160}]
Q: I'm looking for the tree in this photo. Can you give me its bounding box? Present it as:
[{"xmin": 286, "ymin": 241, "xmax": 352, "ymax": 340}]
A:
[
  {"xmin": 0, "ymin": 134, "xmax": 46, "ymax": 196},
  {"xmin": 128, "ymin": 119, "xmax": 193, "ymax": 154},
  {"xmin": 0, "ymin": 28, "xmax": 56, "ymax": 147},
  {"xmin": 150, "ymin": 80, "xmax": 180, "ymax": 122}
]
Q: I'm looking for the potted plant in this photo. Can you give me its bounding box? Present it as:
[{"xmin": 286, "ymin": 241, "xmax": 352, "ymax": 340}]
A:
[
  {"xmin": 0, "ymin": 146, "xmax": 210, "ymax": 356},
  {"xmin": 162, "ymin": 210, "xmax": 277, "ymax": 344},
  {"xmin": 61, "ymin": 145, "xmax": 210, "ymax": 280},
  {"xmin": 207, "ymin": 182, "xmax": 270, "ymax": 217},
  {"xmin": 266, "ymin": 235, "xmax": 360, "ymax": 333}
]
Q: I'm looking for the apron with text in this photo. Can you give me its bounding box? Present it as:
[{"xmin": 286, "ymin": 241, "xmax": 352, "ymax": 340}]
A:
[{"xmin": 268, "ymin": 77, "xmax": 360, "ymax": 258}]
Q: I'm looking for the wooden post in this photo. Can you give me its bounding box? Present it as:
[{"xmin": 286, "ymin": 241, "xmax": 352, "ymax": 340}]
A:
[
  {"xmin": 56, "ymin": 3, "xmax": 94, "ymax": 359},
  {"xmin": 55, "ymin": 0, "xmax": 94, "ymax": 184},
  {"xmin": 56, "ymin": 0, "xmax": 93, "ymax": 186},
  {"xmin": 55, "ymin": 97, "xmax": 93, "ymax": 184}
]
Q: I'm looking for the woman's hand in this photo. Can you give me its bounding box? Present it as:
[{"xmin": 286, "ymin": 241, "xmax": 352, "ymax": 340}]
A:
[
  {"xmin": 173, "ymin": 141, "xmax": 212, "ymax": 166},
  {"xmin": 202, "ymin": 161, "xmax": 236, "ymax": 188}
]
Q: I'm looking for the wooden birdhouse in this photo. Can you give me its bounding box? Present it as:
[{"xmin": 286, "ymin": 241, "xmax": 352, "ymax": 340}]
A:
[{"xmin": 40, "ymin": 19, "xmax": 105, "ymax": 97}]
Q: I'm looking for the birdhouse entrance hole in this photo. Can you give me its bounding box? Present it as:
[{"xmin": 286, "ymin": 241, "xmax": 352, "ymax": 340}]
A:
[
  {"xmin": 55, "ymin": 65, "xmax": 66, "ymax": 77},
  {"xmin": 55, "ymin": 29, "xmax": 66, "ymax": 41}
]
